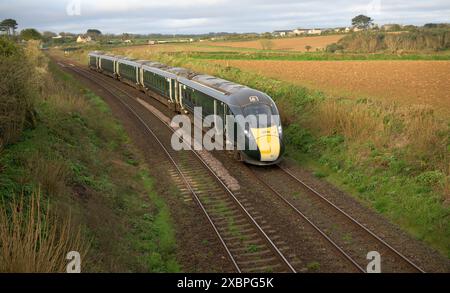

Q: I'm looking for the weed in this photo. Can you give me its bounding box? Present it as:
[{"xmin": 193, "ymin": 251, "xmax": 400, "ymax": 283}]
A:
[
  {"xmin": 306, "ymin": 261, "xmax": 321, "ymax": 271},
  {"xmin": 246, "ymin": 244, "xmax": 260, "ymax": 253}
]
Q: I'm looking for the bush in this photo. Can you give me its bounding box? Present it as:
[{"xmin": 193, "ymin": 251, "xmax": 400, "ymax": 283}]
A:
[
  {"xmin": 0, "ymin": 38, "xmax": 37, "ymax": 149},
  {"xmin": 338, "ymin": 29, "xmax": 450, "ymax": 53},
  {"xmin": 0, "ymin": 188, "xmax": 88, "ymax": 272},
  {"xmin": 326, "ymin": 43, "xmax": 344, "ymax": 53}
]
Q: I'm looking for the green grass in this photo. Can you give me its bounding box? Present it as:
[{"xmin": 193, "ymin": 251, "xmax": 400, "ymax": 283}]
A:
[
  {"xmin": 307, "ymin": 261, "xmax": 321, "ymax": 271},
  {"xmin": 246, "ymin": 244, "xmax": 260, "ymax": 253},
  {"xmin": 0, "ymin": 59, "xmax": 180, "ymax": 272}
]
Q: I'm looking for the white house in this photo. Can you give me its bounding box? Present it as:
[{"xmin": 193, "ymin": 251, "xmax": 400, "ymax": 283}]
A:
[
  {"xmin": 307, "ymin": 28, "xmax": 322, "ymax": 35},
  {"xmin": 273, "ymin": 30, "xmax": 294, "ymax": 37},
  {"xmin": 293, "ymin": 28, "xmax": 308, "ymax": 35},
  {"xmin": 76, "ymin": 35, "xmax": 91, "ymax": 43}
]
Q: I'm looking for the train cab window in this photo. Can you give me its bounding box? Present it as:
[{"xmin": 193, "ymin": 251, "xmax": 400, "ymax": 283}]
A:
[
  {"xmin": 243, "ymin": 104, "xmax": 272, "ymax": 117},
  {"xmin": 243, "ymin": 104, "xmax": 274, "ymax": 127}
]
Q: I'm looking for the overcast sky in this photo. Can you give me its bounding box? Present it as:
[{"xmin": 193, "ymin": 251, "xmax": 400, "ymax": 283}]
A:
[{"xmin": 0, "ymin": 0, "xmax": 449, "ymax": 34}]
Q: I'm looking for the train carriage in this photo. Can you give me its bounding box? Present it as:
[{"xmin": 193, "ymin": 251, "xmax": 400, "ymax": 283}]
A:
[
  {"xmin": 141, "ymin": 64, "xmax": 178, "ymax": 109},
  {"xmin": 88, "ymin": 51, "xmax": 102, "ymax": 70},
  {"xmin": 116, "ymin": 58, "xmax": 140, "ymax": 88},
  {"xmin": 88, "ymin": 51, "xmax": 284, "ymax": 165},
  {"xmin": 99, "ymin": 55, "xmax": 117, "ymax": 77}
]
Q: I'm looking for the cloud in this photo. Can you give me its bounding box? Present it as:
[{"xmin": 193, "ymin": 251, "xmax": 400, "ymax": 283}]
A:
[{"xmin": 0, "ymin": 0, "xmax": 449, "ymax": 34}]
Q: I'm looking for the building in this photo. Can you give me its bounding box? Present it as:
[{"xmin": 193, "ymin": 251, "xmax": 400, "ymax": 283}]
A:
[
  {"xmin": 307, "ymin": 28, "xmax": 322, "ymax": 35},
  {"xmin": 292, "ymin": 28, "xmax": 322, "ymax": 35},
  {"xmin": 334, "ymin": 27, "xmax": 351, "ymax": 33},
  {"xmin": 293, "ymin": 28, "xmax": 308, "ymax": 35},
  {"xmin": 76, "ymin": 35, "xmax": 92, "ymax": 43},
  {"xmin": 273, "ymin": 30, "xmax": 294, "ymax": 37}
]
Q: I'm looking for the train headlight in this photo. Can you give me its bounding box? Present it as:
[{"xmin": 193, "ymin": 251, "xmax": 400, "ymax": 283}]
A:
[{"xmin": 278, "ymin": 125, "xmax": 283, "ymax": 136}]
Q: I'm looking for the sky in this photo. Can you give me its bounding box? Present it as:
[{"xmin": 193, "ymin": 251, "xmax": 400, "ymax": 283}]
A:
[{"xmin": 0, "ymin": 0, "xmax": 449, "ymax": 34}]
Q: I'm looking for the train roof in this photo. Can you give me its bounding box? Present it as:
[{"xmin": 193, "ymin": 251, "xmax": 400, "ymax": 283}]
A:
[
  {"xmin": 90, "ymin": 52, "xmax": 276, "ymax": 107},
  {"xmin": 192, "ymin": 75, "xmax": 247, "ymax": 95}
]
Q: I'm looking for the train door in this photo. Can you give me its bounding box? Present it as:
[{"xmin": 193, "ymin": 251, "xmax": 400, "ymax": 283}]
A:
[
  {"xmin": 215, "ymin": 101, "xmax": 226, "ymax": 135},
  {"xmin": 179, "ymin": 84, "xmax": 185, "ymax": 113},
  {"xmin": 168, "ymin": 78, "xmax": 173, "ymax": 104},
  {"xmin": 135, "ymin": 66, "xmax": 139, "ymax": 86},
  {"xmin": 114, "ymin": 60, "xmax": 117, "ymax": 76},
  {"xmin": 224, "ymin": 105, "xmax": 235, "ymax": 148},
  {"xmin": 173, "ymin": 80, "xmax": 180, "ymax": 113}
]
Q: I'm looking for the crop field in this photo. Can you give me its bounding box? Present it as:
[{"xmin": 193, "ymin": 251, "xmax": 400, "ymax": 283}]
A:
[
  {"xmin": 210, "ymin": 59, "xmax": 450, "ymax": 116},
  {"xmin": 113, "ymin": 43, "xmax": 243, "ymax": 54},
  {"xmin": 204, "ymin": 35, "xmax": 344, "ymax": 51}
]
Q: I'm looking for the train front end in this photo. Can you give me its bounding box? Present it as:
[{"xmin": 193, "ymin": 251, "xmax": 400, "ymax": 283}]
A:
[{"xmin": 230, "ymin": 90, "xmax": 285, "ymax": 166}]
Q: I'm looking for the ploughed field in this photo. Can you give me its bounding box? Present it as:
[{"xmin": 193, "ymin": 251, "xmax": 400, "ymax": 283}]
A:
[
  {"xmin": 205, "ymin": 35, "xmax": 344, "ymax": 51},
  {"xmin": 210, "ymin": 60, "xmax": 450, "ymax": 116}
]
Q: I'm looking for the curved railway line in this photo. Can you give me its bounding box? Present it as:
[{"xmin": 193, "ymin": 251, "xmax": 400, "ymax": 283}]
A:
[
  {"xmin": 62, "ymin": 62, "xmax": 296, "ymax": 273},
  {"xmin": 57, "ymin": 59, "xmax": 427, "ymax": 273}
]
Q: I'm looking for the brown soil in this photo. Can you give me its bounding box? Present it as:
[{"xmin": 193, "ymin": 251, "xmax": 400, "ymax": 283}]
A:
[
  {"xmin": 207, "ymin": 35, "xmax": 345, "ymax": 51},
  {"xmin": 211, "ymin": 59, "xmax": 450, "ymax": 117}
]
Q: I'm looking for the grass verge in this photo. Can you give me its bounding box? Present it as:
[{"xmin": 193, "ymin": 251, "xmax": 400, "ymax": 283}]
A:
[{"xmin": 0, "ymin": 48, "xmax": 179, "ymax": 271}]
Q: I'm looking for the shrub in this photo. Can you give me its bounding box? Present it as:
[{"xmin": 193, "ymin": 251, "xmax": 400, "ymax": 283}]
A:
[
  {"xmin": 338, "ymin": 29, "xmax": 450, "ymax": 53},
  {"xmin": 326, "ymin": 43, "xmax": 344, "ymax": 53},
  {"xmin": 0, "ymin": 38, "xmax": 38, "ymax": 149},
  {"xmin": 0, "ymin": 188, "xmax": 88, "ymax": 272}
]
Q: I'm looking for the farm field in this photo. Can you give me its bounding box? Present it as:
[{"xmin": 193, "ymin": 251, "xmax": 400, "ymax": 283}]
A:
[
  {"xmin": 210, "ymin": 59, "xmax": 450, "ymax": 116},
  {"xmin": 204, "ymin": 35, "xmax": 345, "ymax": 51},
  {"xmin": 113, "ymin": 43, "xmax": 242, "ymax": 54}
]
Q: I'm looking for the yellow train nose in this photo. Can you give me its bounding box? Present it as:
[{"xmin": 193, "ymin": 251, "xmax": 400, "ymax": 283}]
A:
[{"xmin": 250, "ymin": 126, "xmax": 281, "ymax": 162}]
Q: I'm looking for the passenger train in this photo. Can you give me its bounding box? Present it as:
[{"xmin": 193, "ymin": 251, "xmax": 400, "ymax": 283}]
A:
[{"xmin": 88, "ymin": 51, "xmax": 284, "ymax": 165}]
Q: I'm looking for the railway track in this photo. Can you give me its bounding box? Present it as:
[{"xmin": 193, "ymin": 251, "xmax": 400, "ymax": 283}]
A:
[
  {"xmin": 60, "ymin": 61, "xmax": 297, "ymax": 273},
  {"xmin": 58, "ymin": 60, "xmax": 427, "ymax": 273},
  {"xmin": 249, "ymin": 165, "xmax": 426, "ymax": 273}
]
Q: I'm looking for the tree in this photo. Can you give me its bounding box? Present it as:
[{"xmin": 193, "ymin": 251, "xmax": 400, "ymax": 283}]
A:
[
  {"xmin": 20, "ymin": 28, "xmax": 42, "ymax": 41},
  {"xmin": 352, "ymin": 15, "xmax": 373, "ymax": 30},
  {"xmin": 305, "ymin": 45, "xmax": 312, "ymax": 52},
  {"xmin": 0, "ymin": 18, "xmax": 18, "ymax": 36},
  {"xmin": 424, "ymin": 23, "xmax": 437, "ymax": 29},
  {"xmin": 87, "ymin": 29, "xmax": 102, "ymax": 39},
  {"xmin": 41, "ymin": 31, "xmax": 57, "ymax": 43}
]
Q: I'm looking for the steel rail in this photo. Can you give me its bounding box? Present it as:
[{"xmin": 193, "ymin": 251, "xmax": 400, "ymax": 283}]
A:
[
  {"xmin": 62, "ymin": 62, "xmax": 297, "ymax": 273},
  {"xmin": 278, "ymin": 164, "xmax": 426, "ymax": 273}
]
